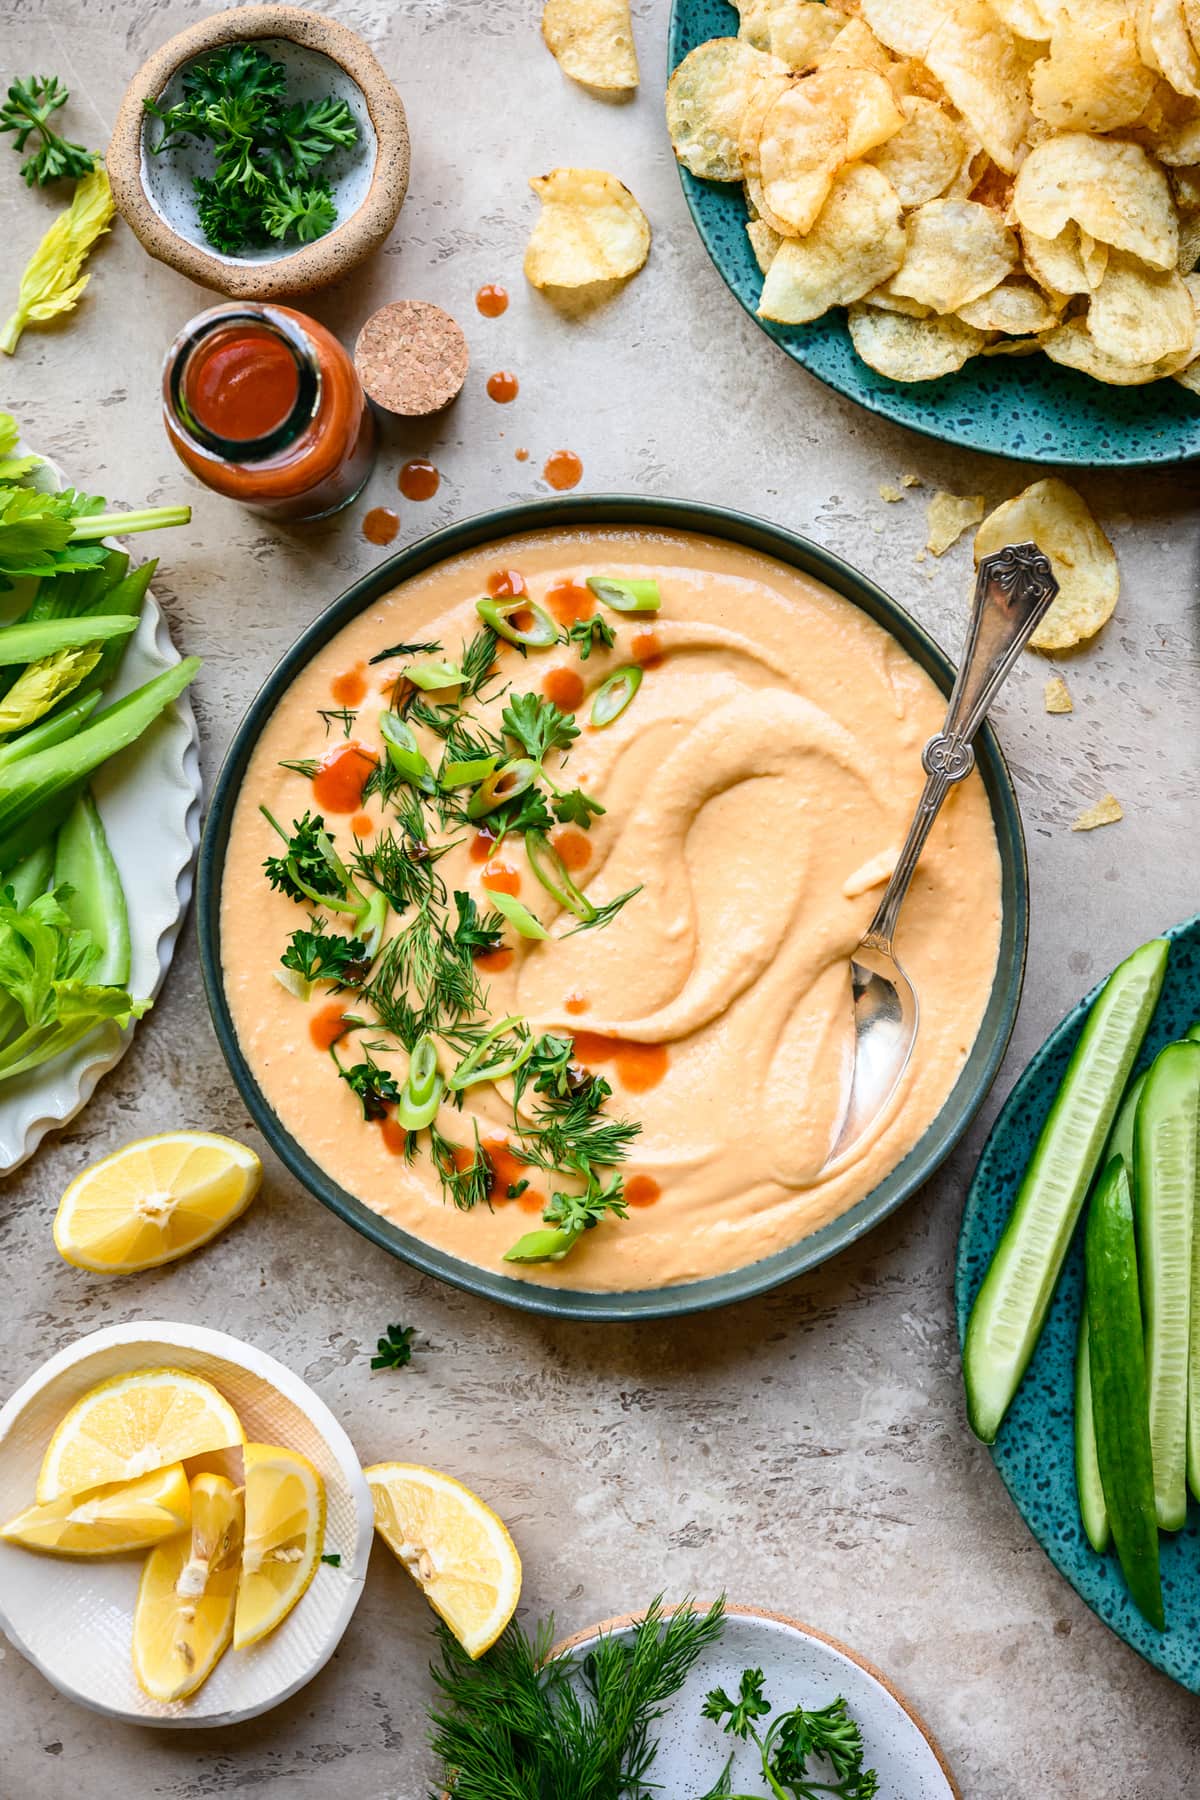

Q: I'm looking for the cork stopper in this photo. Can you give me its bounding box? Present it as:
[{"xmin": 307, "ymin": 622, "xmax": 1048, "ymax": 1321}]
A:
[{"xmin": 354, "ymin": 301, "xmax": 469, "ymax": 416}]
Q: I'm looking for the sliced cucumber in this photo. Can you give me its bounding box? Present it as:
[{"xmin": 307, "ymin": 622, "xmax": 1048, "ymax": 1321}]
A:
[
  {"xmin": 1086, "ymin": 1157, "xmax": 1164, "ymax": 1631},
  {"xmin": 1075, "ymin": 1306, "xmax": 1110, "ymax": 1552},
  {"xmin": 1106, "ymin": 1070, "xmax": 1146, "ymax": 1171},
  {"xmin": 1133, "ymin": 1041, "xmax": 1200, "ymax": 1530},
  {"xmin": 964, "ymin": 938, "xmax": 1169, "ymax": 1443}
]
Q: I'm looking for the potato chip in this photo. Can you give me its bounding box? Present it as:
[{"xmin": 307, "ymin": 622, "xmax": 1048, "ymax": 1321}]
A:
[
  {"xmin": 757, "ymin": 67, "xmax": 903, "ymax": 235},
  {"xmin": 974, "ymin": 478, "xmax": 1119, "ymax": 651},
  {"xmin": 864, "ymin": 287, "xmax": 932, "ymax": 315},
  {"xmin": 1085, "ymin": 250, "xmax": 1194, "ymax": 363},
  {"xmin": 1020, "ymin": 222, "xmax": 1100, "ymax": 296},
  {"xmin": 882, "ymin": 197, "xmax": 1019, "ymax": 313},
  {"xmin": 666, "ymin": 39, "xmax": 788, "ymax": 182},
  {"xmin": 733, "ymin": 0, "xmax": 774, "ymax": 50},
  {"xmin": 761, "ymin": 0, "xmax": 845, "ymax": 68},
  {"xmin": 1013, "ymin": 132, "xmax": 1179, "ymax": 269},
  {"xmin": 1044, "ymin": 675, "xmax": 1074, "ymax": 713},
  {"xmin": 524, "ymin": 169, "xmax": 651, "ymax": 288},
  {"xmin": 865, "ymin": 95, "xmax": 967, "ymax": 207},
  {"xmin": 747, "ymin": 216, "xmax": 784, "ymax": 273},
  {"xmin": 814, "ymin": 17, "xmax": 893, "ymax": 74},
  {"xmin": 989, "ymin": 0, "xmax": 1056, "ymax": 37},
  {"xmin": 1159, "ymin": 119, "xmax": 1200, "ymax": 164},
  {"xmin": 1072, "ymin": 795, "xmax": 1123, "ymax": 831},
  {"xmin": 1031, "ymin": 13, "xmax": 1155, "ymax": 132},
  {"xmin": 926, "ymin": 490, "xmax": 986, "ymax": 555},
  {"xmin": 1180, "ymin": 211, "xmax": 1200, "ymax": 271},
  {"xmin": 860, "ymin": 0, "xmax": 952, "ymax": 57},
  {"xmin": 757, "ymin": 163, "xmax": 904, "ymax": 322},
  {"xmin": 879, "ymin": 482, "xmax": 904, "ymax": 501},
  {"xmin": 1170, "ymin": 271, "xmax": 1200, "ymax": 386},
  {"xmin": 847, "ymin": 304, "xmax": 986, "ymax": 379},
  {"xmin": 1078, "ymin": 230, "xmax": 1109, "ymax": 290},
  {"xmin": 542, "ymin": 0, "xmax": 638, "ymax": 91},
  {"xmin": 1137, "ymin": 0, "xmax": 1200, "ymax": 103},
  {"xmin": 924, "ymin": 0, "xmax": 1032, "ymax": 174},
  {"xmin": 1042, "ymin": 314, "xmax": 1192, "ymax": 382},
  {"xmin": 957, "ymin": 278, "xmax": 1060, "ymax": 334}
]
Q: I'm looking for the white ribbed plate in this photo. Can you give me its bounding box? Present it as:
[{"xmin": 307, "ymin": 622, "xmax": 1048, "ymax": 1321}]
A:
[
  {"xmin": 0, "ymin": 1321, "xmax": 373, "ymax": 1726},
  {"xmin": 0, "ymin": 449, "xmax": 201, "ymax": 1172}
]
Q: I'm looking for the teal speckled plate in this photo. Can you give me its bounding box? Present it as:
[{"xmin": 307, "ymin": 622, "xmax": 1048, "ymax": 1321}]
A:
[
  {"xmin": 667, "ymin": 1, "xmax": 1200, "ymax": 467},
  {"xmin": 955, "ymin": 916, "xmax": 1200, "ymax": 1689}
]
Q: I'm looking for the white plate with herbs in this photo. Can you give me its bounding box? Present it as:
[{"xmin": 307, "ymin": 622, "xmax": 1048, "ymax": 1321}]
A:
[
  {"xmin": 0, "ymin": 441, "xmax": 201, "ymax": 1172},
  {"xmin": 569, "ymin": 1606, "xmax": 956, "ymax": 1798}
]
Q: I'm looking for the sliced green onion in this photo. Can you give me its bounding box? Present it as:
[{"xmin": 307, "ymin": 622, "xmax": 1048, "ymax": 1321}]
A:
[
  {"xmin": 380, "ymin": 711, "xmax": 436, "ymax": 794},
  {"xmin": 476, "ymin": 595, "xmax": 560, "ymax": 649},
  {"xmin": 586, "ymin": 576, "xmax": 661, "ymax": 614},
  {"xmin": 524, "ymin": 829, "xmax": 595, "ymax": 922},
  {"xmin": 504, "ymin": 1225, "xmax": 580, "ymax": 1264},
  {"xmin": 395, "ymin": 1032, "xmax": 444, "ymax": 1129},
  {"xmin": 591, "ymin": 665, "xmax": 642, "ymax": 729},
  {"xmin": 274, "ymin": 966, "xmax": 313, "ymax": 1003},
  {"xmin": 441, "ymin": 754, "xmax": 499, "ymax": 789},
  {"xmin": 448, "ymin": 1015, "xmax": 534, "ymax": 1092},
  {"xmin": 405, "ymin": 658, "xmax": 464, "ymax": 691},
  {"xmin": 466, "ymin": 757, "xmax": 538, "ymax": 820},
  {"xmin": 488, "ymin": 887, "xmax": 549, "ymax": 939}
]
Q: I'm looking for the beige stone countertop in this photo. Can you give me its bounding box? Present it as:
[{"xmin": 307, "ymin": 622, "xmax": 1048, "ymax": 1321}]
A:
[{"xmin": 2, "ymin": 2, "xmax": 1200, "ymax": 1795}]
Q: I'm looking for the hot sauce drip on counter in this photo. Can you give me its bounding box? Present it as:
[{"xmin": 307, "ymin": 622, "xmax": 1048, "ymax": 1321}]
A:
[
  {"xmin": 571, "ymin": 1032, "xmax": 668, "ymax": 1093},
  {"xmin": 542, "ymin": 667, "xmax": 585, "ymax": 712},
  {"xmin": 515, "ymin": 447, "xmax": 530, "ymax": 462},
  {"xmin": 398, "ymin": 458, "xmax": 440, "ymax": 501},
  {"xmin": 544, "ymin": 449, "xmax": 583, "ymax": 490},
  {"xmin": 312, "ymin": 743, "xmax": 377, "ymax": 813},
  {"xmin": 362, "ymin": 507, "xmax": 399, "ymax": 545},
  {"xmin": 476, "ymin": 284, "xmax": 509, "ymax": 317},
  {"xmin": 487, "ymin": 371, "xmax": 519, "ymax": 403}
]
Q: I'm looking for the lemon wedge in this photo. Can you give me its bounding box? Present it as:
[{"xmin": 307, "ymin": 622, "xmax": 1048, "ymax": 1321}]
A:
[
  {"xmin": 1, "ymin": 1463, "xmax": 191, "ymax": 1556},
  {"xmin": 37, "ymin": 1368, "xmax": 244, "ymax": 1504},
  {"xmin": 364, "ymin": 1462, "xmax": 521, "ymax": 1658},
  {"xmin": 53, "ymin": 1132, "xmax": 262, "ymax": 1273},
  {"xmin": 132, "ymin": 1472, "xmax": 243, "ymax": 1702},
  {"xmin": 233, "ymin": 1443, "xmax": 325, "ymax": 1650}
]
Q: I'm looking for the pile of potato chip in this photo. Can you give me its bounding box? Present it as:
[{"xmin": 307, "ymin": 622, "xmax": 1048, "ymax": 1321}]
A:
[{"xmin": 666, "ymin": 0, "xmax": 1200, "ymax": 386}]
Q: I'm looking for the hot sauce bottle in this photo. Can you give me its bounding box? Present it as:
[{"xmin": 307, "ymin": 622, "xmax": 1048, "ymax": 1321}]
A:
[{"xmin": 162, "ymin": 303, "xmax": 376, "ymax": 522}]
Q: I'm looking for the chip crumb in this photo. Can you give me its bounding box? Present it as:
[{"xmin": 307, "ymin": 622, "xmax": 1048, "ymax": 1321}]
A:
[
  {"xmin": 1044, "ymin": 675, "xmax": 1073, "ymax": 714},
  {"xmin": 879, "ymin": 483, "xmax": 904, "ymax": 503},
  {"xmin": 901, "ymin": 473, "xmax": 922, "ymax": 488},
  {"xmin": 1072, "ymin": 795, "xmax": 1123, "ymax": 832},
  {"xmin": 914, "ymin": 548, "xmax": 927, "ymax": 563},
  {"xmin": 926, "ymin": 491, "xmax": 986, "ymax": 556}
]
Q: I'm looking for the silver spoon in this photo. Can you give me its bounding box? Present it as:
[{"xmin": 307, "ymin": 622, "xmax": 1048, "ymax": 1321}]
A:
[{"xmin": 824, "ymin": 542, "xmax": 1058, "ymax": 1171}]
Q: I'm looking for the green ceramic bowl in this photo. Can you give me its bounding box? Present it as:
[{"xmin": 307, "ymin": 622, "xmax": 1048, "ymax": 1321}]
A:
[{"xmin": 198, "ymin": 496, "xmax": 1029, "ymax": 1321}]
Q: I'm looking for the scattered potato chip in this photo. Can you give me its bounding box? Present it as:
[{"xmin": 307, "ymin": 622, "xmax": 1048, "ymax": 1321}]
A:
[
  {"xmin": 974, "ymin": 478, "xmax": 1119, "ymax": 651},
  {"xmin": 1012, "ymin": 134, "xmax": 1179, "ymax": 270},
  {"xmin": 865, "ymin": 95, "xmax": 967, "ymax": 207},
  {"xmin": 666, "ymin": 39, "xmax": 788, "ymax": 182},
  {"xmin": 542, "ymin": 0, "xmax": 638, "ymax": 90},
  {"xmin": 761, "ymin": 0, "xmax": 845, "ymax": 67},
  {"xmin": 901, "ymin": 471, "xmax": 922, "ymax": 486},
  {"xmin": 1072, "ymin": 795, "xmax": 1123, "ymax": 831},
  {"xmin": 879, "ymin": 482, "xmax": 904, "ymax": 501},
  {"xmin": 1044, "ymin": 675, "xmax": 1074, "ymax": 713},
  {"xmin": 1086, "ymin": 251, "xmax": 1194, "ymax": 364},
  {"xmin": 758, "ymin": 163, "xmax": 904, "ymax": 322},
  {"xmin": 847, "ymin": 304, "xmax": 986, "ymax": 379},
  {"xmin": 747, "ymin": 216, "xmax": 784, "ymax": 273},
  {"xmin": 1137, "ymin": 0, "xmax": 1200, "ymax": 103},
  {"xmin": 957, "ymin": 278, "xmax": 1060, "ymax": 334},
  {"xmin": 1031, "ymin": 12, "xmax": 1155, "ymax": 132},
  {"xmin": 923, "ymin": 0, "xmax": 1031, "ymax": 174},
  {"xmin": 926, "ymin": 490, "xmax": 985, "ymax": 555},
  {"xmin": 1042, "ymin": 315, "xmax": 1192, "ymax": 383},
  {"xmin": 882, "ymin": 197, "xmax": 1018, "ymax": 314},
  {"xmin": 524, "ymin": 169, "xmax": 650, "ymax": 288}
]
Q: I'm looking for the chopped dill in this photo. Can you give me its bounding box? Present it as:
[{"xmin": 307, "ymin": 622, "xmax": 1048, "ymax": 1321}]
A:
[
  {"xmin": 368, "ymin": 638, "xmax": 440, "ymax": 666},
  {"xmin": 317, "ymin": 704, "xmax": 356, "ymax": 738}
]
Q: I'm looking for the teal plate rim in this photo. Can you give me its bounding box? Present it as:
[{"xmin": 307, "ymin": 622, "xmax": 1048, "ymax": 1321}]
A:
[
  {"xmin": 954, "ymin": 913, "xmax": 1200, "ymax": 1690},
  {"xmin": 198, "ymin": 494, "xmax": 1028, "ymax": 1322},
  {"xmin": 667, "ymin": 0, "xmax": 1200, "ymax": 469}
]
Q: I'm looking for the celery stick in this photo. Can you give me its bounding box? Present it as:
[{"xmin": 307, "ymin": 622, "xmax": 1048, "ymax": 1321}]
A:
[
  {"xmin": 4, "ymin": 840, "xmax": 52, "ymax": 907},
  {"xmin": 0, "ymin": 691, "xmax": 98, "ymax": 765},
  {"xmin": 0, "ymin": 615, "xmax": 137, "ymax": 663},
  {"xmin": 54, "ymin": 790, "xmax": 129, "ymax": 985},
  {"xmin": 0, "ymin": 656, "xmax": 199, "ymax": 867}
]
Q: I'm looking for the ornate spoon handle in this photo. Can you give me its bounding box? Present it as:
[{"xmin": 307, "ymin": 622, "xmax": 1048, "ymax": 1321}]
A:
[{"xmin": 860, "ymin": 543, "xmax": 1058, "ymax": 956}]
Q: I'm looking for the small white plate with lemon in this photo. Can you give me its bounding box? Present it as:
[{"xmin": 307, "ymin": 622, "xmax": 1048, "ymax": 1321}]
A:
[{"xmin": 0, "ymin": 1320, "xmax": 373, "ymax": 1726}]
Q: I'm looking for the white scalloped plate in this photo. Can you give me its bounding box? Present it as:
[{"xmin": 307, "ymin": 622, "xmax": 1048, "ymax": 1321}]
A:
[
  {"xmin": 0, "ymin": 450, "xmax": 201, "ymax": 1173},
  {"xmin": 0, "ymin": 1321, "xmax": 374, "ymax": 1726}
]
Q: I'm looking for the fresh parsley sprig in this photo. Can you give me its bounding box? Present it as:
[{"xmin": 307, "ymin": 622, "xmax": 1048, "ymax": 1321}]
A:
[
  {"xmin": 370, "ymin": 1321, "xmax": 416, "ymax": 1371},
  {"xmin": 700, "ymin": 1672, "xmax": 879, "ymax": 1800},
  {"xmin": 0, "ymin": 76, "xmax": 94, "ymax": 186}
]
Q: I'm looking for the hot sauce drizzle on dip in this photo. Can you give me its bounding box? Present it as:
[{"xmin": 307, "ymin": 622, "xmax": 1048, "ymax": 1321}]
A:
[
  {"xmin": 542, "ymin": 667, "xmax": 585, "ymax": 712},
  {"xmin": 331, "ymin": 665, "xmax": 367, "ymax": 706},
  {"xmin": 312, "ymin": 743, "xmax": 376, "ymax": 812},
  {"xmin": 221, "ymin": 528, "xmax": 1003, "ymax": 1292},
  {"xmin": 631, "ymin": 631, "xmax": 664, "ymax": 669}
]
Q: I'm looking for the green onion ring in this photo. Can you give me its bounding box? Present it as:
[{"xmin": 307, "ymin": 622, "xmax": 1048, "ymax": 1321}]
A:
[
  {"xmin": 524, "ymin": 829, "xmax": 595, "ymax": 922},
  {"xmin": 488, "ymin": 887, "xmax": 550, "ymax": 939},
  {"xmin": 441, "ymin": 754, "xmax": 499, "ymax": 788},
  {"xmin": 380, "ymin": 711, "xmax": 436, "ymax": 794},
  {"xmin": 395, "ymin": 1033, "xmax": 444, "ymax": 1129},
  {"xmin": 590, "ymin": 665, "xmax": 642, "ymax": 728},
  {"xmin": 405, "ymin": 658, "xmax": 465, "ymax": 691},
  {"xmin": 586, "ymin": 576, "xmax": 661, "ymax": 614},
  {"xmin": 503, "ymin": 1225, "xmax": 581, "ymax": 1264},
  {"xmin": 448, "ymin": 1015, "xmax": 534, "ymax": 1091},
  {"xmin": 476, "ymin": 595, "xmax": 560, "ymax": 648},
  {"xmin": 466, "ymin": 757, "xmax": 538, "ymax": 820}
]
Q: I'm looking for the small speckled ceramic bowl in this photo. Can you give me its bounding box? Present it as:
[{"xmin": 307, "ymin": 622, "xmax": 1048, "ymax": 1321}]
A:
[
  {"xmin": 108, "ymin": 6, "xmax": 409, "ymax": 299},
  {"xmin": 0, "ymin": 1321, "xmax": 374, "ymax": 1727}
]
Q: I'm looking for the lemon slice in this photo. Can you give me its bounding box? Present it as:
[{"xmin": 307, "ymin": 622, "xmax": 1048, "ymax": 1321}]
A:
[
  {"xmin": 37, "ymin": 1368, "xmax": 244, "ymax": 1504},
  {"xmin": 53, "ymin": 1132, "xmax": 262, "ymax": 1273},
  {"xmin": 1, "ymin": 1463, "xmax": 191, "ymax": 1556},
  {"xmin": 233, "ymin": 1443, "xmax": 325, "ymax": 1650},
  {"xmin": 133, "ymin": 1472, "xmax": 243, "ymax": 1702},
  {"xmin": 365, "ymin": 1462, "xmax": 521, "ymax": 1658}
]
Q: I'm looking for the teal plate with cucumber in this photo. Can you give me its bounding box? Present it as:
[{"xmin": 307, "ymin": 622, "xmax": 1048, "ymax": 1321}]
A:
[{"xmin": 956, "ymin": 918, "xmax": 1200, "ymax": 1688}]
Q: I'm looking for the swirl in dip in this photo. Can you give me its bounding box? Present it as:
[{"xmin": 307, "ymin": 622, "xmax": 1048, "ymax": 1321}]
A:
[{"xmin": 220, "ymin": 528, "xmax": 1002, "ymax": 1291}]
